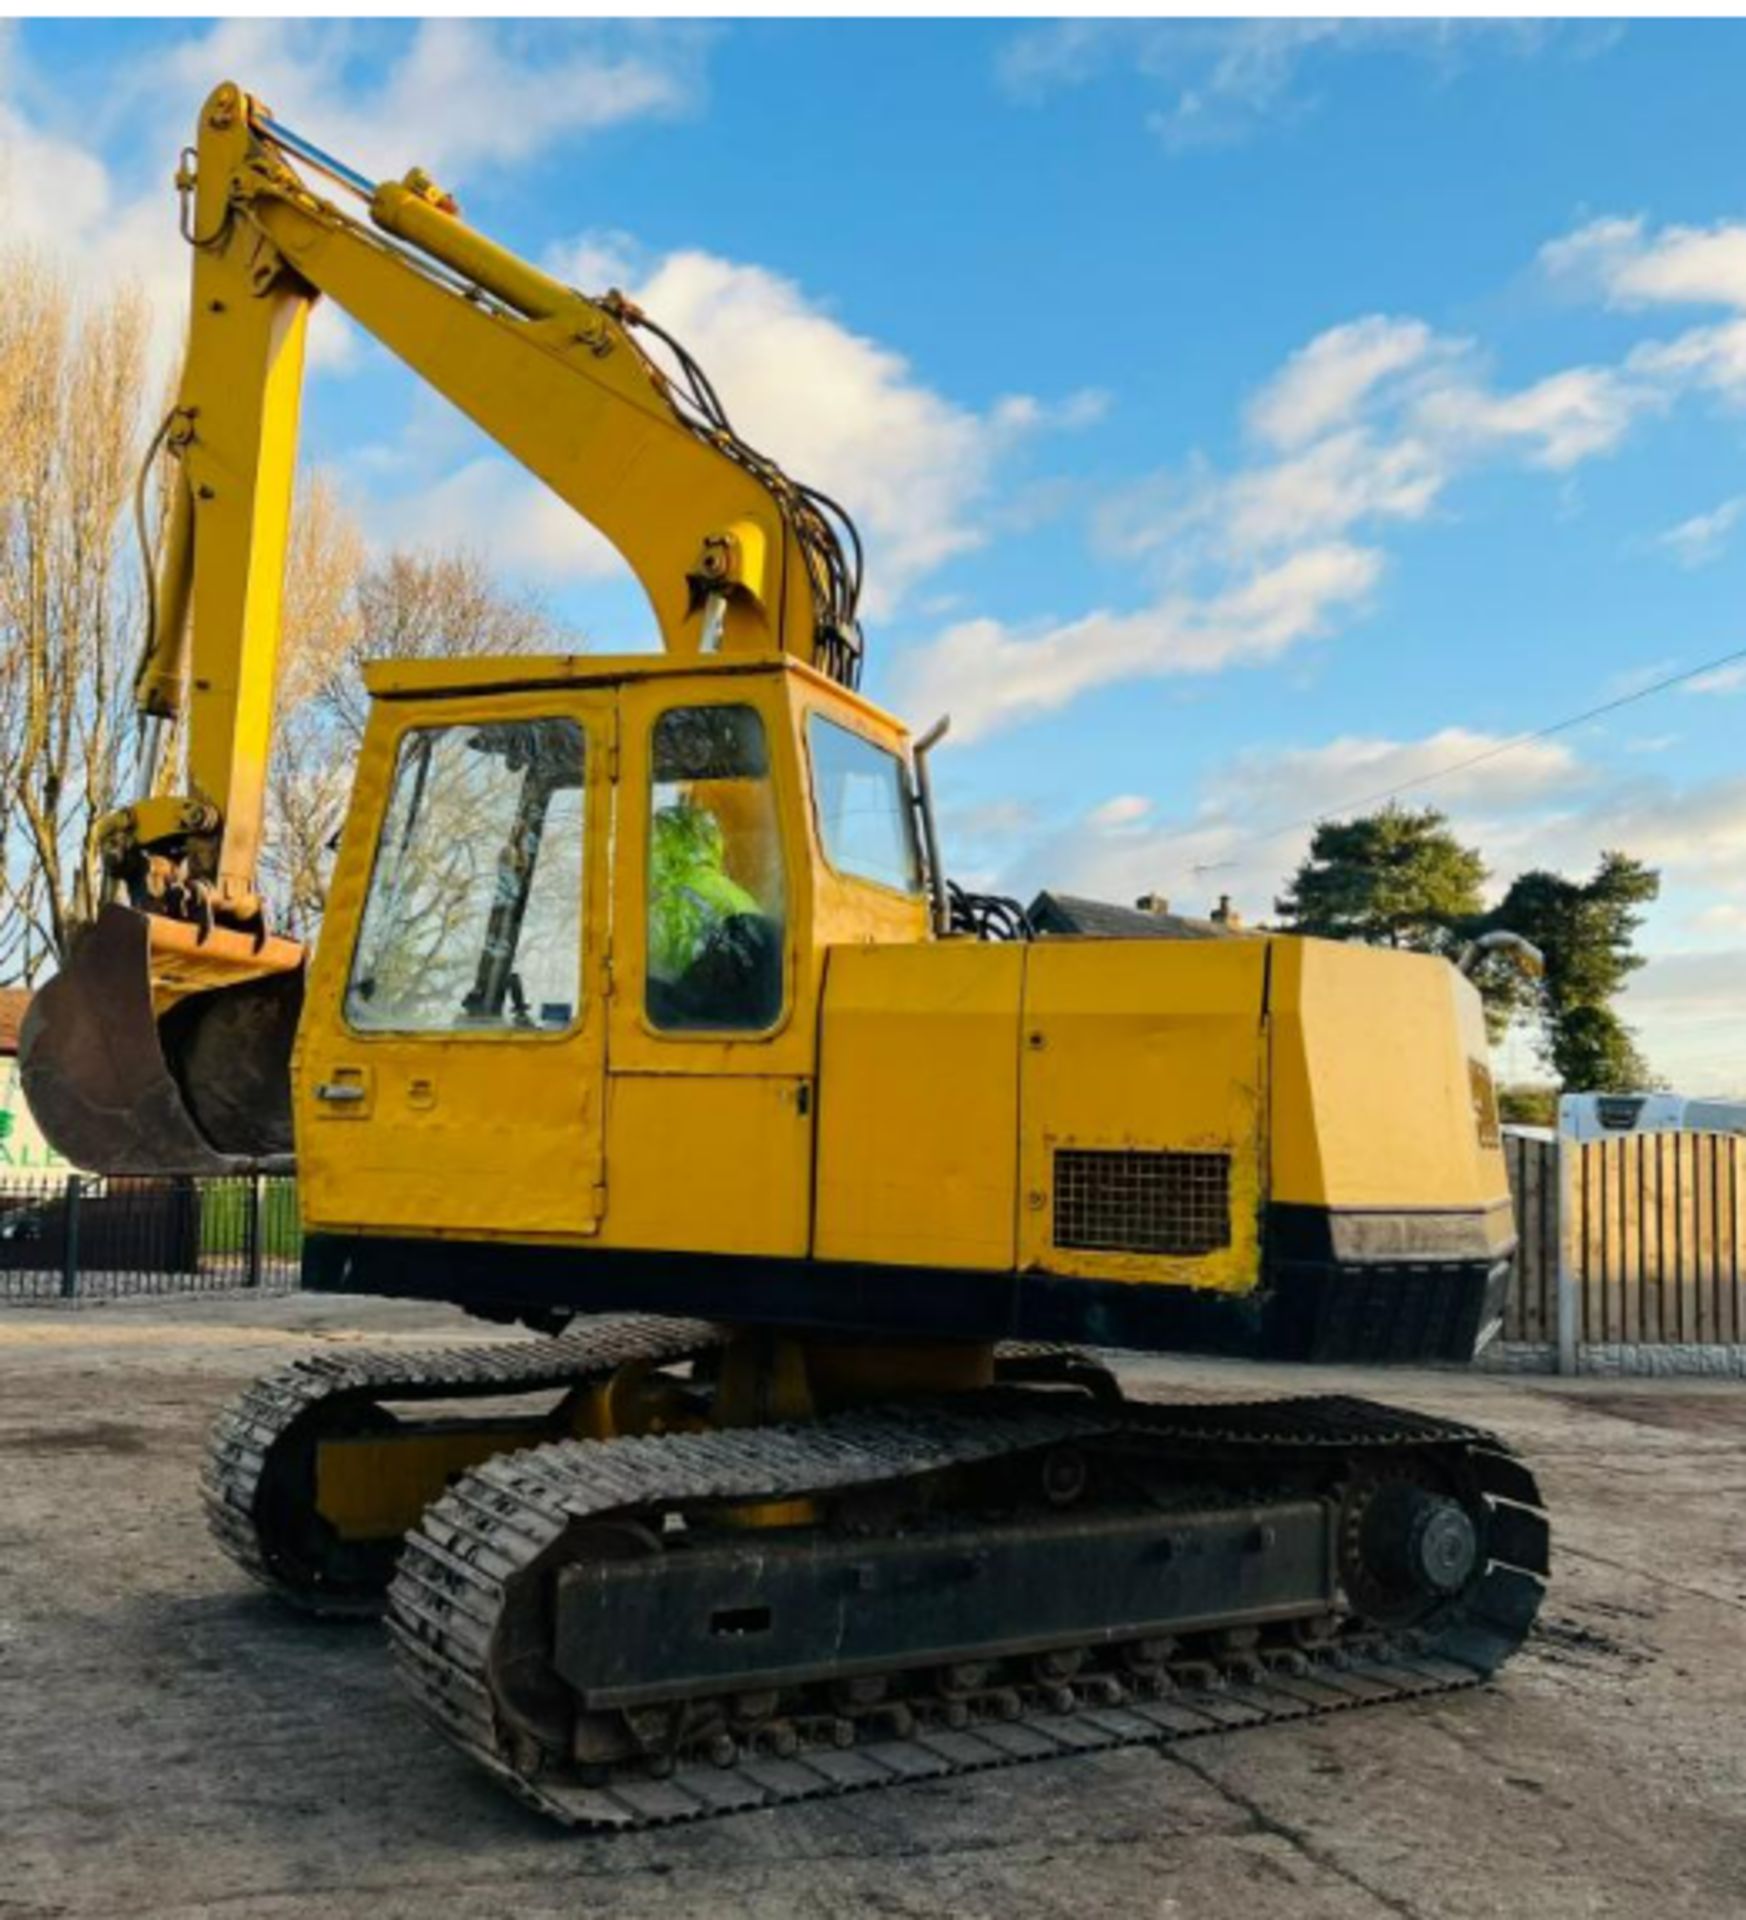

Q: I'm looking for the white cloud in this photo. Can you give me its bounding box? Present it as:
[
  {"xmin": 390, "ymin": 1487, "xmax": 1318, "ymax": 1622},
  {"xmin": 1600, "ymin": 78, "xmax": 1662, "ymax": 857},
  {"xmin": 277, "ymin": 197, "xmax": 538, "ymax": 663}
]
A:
[
  {"xmin": 545, "ymin": 235, "xmax": 1094, "ymax": 615},
  {"xmin": 993, "ymin": 730, "xmax": 1728, "ymax": 923},
  {"xmin": 0, "ymin": 22, "xmax": 704, "ymax": 383},
  {"xmin": 1626, "ymin": 318, "xmax": 1746, "ymax": 404},
  {"xmin": 997, "ymin": 20, "xmax": 1606, "ymax": 152},
  {"xmin": 945, "ymin": 797, "xmax": 1039, "ymax": 842},
  {"xmin": 1654, "ymin": 497, "xmax": 1746, "ymax": 570},
  {"xmin": 1248, "ymin": 316, "xmax": 1444, "ymax": 450},
  {"xmin": 0, "ymin": 101, "xmax": 112, "ymax": 248},
  {"xmin": 1088, "ymin": 794, "xmax": 1153, "ymax": 829},
  {"xmin": 1098, "ymin": 426, "xmax": 1447, "ymax": 569},
  {"xmin": 920, "ymin": 285, "xmax": 1674, "ymax": 742},
  {"xmin": 1620, "ymin": 949, "xmax": 1746, "ymax": 1096},
  {"xmin": 1039, "ymin": 725, "xmax": 1584, "ymax": 923},
  {"xmin": 135, "ymin": 19, "xmax": 705, "ymax": 187},
  {"xmin": 1483, "ymin": 772, "xmax": 1746, "ymax": 895},
  {"xmin": 551, "ymin": 228, "xmax": 647, "ymax": 295},
  {"xmin": 992, "ymin": 389, "xmax": 1113, "ymax": 435},
  {"xmin": 360, "ymin": 455, "xmax": 626, "ymax": 588},
  {"xmin": 1218, "ymin": 428, "xmax": 1446, "ymax": 555},
  {"xmin": 1542, "ymin": 214, "xmax": 1746, "ymax": 313},
  {"xmin": 0, "ymin": 106, "xmax": 195, "ymax": 386},
  {"xmin": 1543, "ymin": 214, "xmax": 1746, "ymax": 411},
  {"xmin": 1686, "ymin": 662, "xmax": 1746, "ymax": 696},
  {"xmin": 625, "ymin": 248, "xmax": 988, "ymax": 608},
  {"xmin": 898, "ymin": 541, "xmax": 1380, "ymax": 742},
  {"xmin": 1412, "ymin": 364, "xmax": 1660, "ymax": 470},
  {"xmin": 1604, "ymin": 657, "xmax": 1679, "ymax": 698},
  {"xmin": 1205, "ymin": 729, "xmax": 1586, "ymax": 823}
]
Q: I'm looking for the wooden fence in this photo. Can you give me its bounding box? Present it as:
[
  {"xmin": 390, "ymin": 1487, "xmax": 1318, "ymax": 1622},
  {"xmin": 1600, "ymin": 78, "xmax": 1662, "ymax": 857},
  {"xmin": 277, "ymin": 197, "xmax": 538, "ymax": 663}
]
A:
[{"xmin": 1502, "ymin": 1131, "xmax": 1746, "ymax": 1351}]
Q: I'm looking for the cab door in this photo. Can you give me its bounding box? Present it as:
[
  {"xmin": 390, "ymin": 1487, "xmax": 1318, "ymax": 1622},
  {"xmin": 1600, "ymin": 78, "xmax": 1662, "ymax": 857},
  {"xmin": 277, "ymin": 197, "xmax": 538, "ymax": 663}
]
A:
[
  {"xmin": 600, "ymin": 674, "xmax": 817, "ymax": 1258},
  {"xmin": 297, "ymin": 689, "xmax": 613, "ymax": 1240}
]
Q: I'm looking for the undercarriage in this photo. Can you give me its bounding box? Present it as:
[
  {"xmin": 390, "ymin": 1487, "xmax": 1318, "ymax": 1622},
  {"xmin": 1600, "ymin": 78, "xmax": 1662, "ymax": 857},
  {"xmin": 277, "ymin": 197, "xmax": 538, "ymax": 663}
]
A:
[{"xmin": 203, "ymin": 1316, "xmax": 1548, "ymax": 1830}]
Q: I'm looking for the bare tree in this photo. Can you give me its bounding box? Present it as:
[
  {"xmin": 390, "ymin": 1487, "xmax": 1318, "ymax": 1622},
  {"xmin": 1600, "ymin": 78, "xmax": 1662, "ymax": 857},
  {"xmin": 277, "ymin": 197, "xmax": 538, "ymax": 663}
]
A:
[
  {"xmin": 0, "ymin": 250, "xmax": 150, "ymax": 981},
  {"xmin": 261, "ymin": 546, "xmax": 564, "ymax": 934},
  {"xmin": 0, "ymin": 246, "xmax": 572, "ymax": 968},
  {"xmin": 321, "ymin": 550, "xmax": 554, "ymax": 746}
]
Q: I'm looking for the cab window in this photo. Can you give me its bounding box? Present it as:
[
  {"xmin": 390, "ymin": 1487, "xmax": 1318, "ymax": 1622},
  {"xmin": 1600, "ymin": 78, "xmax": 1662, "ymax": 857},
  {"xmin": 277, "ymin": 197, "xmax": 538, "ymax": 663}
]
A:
[
  {"xmin": 646, "ymin": 704, "xmax": 785, "ymax": 1033},
  {"xmin": 346, "ymin": 717, "xmax": 584, "ymax": 1033},
  {"xmin": 807, "ymin": 713, "xmax": 921, "ymax": 895}
]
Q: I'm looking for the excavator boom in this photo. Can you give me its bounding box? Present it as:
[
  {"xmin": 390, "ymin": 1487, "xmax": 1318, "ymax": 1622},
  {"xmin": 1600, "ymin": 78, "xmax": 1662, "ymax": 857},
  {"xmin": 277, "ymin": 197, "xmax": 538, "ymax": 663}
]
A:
[{"xmin": 22, "ymin": 81, "xmax": 863, "ymax": 1175}]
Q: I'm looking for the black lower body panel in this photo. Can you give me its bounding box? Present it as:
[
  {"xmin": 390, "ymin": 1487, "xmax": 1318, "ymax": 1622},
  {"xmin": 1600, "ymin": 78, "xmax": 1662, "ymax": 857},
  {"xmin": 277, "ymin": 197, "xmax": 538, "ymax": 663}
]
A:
[
  {"xmin": 556, "ymin": 1499, "xmax": 1333, "ymax": 1710},
  {"xmin": 303, "ymin": 1202, "xmax": 1514, "ymax": 1365}
]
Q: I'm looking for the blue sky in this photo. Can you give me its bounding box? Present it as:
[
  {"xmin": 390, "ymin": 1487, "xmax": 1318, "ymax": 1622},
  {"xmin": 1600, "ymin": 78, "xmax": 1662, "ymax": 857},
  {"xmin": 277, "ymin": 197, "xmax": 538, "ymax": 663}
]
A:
[{"xmin": 4, "ymin": 18, "xmax": 1745, "ymax": 1090}]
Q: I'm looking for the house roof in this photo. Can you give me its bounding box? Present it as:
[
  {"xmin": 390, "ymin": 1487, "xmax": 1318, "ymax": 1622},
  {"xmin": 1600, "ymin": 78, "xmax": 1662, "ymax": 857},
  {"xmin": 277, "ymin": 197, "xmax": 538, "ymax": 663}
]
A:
[
  {"xmin": 0, "ymin": 988, "xmax": 30, "ymax": 1055},
  {"xmin": 1026, "ymin": 892, "xmax": 1242, "ymax": 942}
]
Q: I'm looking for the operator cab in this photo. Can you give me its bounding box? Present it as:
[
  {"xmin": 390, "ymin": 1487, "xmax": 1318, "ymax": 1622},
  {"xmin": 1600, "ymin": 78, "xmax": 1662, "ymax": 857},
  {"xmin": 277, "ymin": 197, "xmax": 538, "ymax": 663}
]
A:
[{"xmin": 294, "ymin": 652, "xmax": 928, "ymax": 1246}]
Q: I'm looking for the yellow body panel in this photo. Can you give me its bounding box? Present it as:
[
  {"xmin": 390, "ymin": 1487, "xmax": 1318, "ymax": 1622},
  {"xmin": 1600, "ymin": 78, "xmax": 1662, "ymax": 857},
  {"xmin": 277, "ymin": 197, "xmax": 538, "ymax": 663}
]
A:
[
  {"xmin": 1017, "ymin": 939, "xmax": 1268, "ymax": 1293},
  {"xmin": 602, "ymin": 1072, "xmax": 813, "ymax": 1256},
  {"xmin": 815, "ymin": 938, "xmax": 1269, "ymax": 1292},
  {"xmin": 814, "ymin": 942, "xmax": 1024, "ymax": 1271},
  {"xmin": 1269, "ymin": 937, "xmax": 1505, "ymax": 1213}
]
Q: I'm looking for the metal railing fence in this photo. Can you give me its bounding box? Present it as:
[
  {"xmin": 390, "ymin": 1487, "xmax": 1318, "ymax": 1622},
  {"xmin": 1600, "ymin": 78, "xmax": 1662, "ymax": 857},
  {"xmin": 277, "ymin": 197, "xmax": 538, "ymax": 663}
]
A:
[{"xmin": 0, "ymin": 1173, "xmax": 301, "ymax": 1301}]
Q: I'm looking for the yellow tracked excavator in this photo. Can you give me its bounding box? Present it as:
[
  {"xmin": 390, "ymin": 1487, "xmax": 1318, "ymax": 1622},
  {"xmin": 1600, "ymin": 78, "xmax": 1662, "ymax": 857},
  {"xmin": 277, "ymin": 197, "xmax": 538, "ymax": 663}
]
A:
[{"xmin": 20, "ymin": 84, "xmax": 1548, "ymax": 1828}]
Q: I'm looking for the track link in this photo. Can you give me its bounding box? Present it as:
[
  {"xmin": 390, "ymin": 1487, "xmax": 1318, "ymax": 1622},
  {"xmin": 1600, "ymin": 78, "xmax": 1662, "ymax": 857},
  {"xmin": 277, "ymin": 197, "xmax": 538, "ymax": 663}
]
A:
[
  {"xmin": 202, "ymin": 1316, "xmax": 723, "ymax": 1614},
  {"xmin": 388, "ymin": 1392, "xmax": 1548, "ymax": 1828}
]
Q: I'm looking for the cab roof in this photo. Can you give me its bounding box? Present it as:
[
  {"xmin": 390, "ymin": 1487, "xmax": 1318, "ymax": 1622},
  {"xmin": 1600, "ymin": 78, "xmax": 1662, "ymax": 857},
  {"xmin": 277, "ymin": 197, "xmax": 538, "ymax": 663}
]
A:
[{"xmin": 360, "ymin": 649, "xmax": 904, "ymax": 732}]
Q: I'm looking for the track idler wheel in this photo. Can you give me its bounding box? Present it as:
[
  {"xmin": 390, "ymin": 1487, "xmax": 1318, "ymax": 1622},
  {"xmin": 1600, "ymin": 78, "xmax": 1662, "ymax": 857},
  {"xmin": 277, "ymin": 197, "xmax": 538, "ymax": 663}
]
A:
[
  {"xmin": 1342, "ymin": 1472, "xmax": 1484, "ymax": 1627},
  {"xmin": 1364, "ymin": 1484, "xmax": 1480, "ymax": 1598}
]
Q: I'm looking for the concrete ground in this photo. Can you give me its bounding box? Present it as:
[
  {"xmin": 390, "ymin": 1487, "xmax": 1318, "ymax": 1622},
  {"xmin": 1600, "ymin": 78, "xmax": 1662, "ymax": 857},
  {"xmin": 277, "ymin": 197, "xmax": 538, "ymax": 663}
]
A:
[{"xmin": 1, "ymin": 1293, "xmax": 1742, "ymax": 1920}]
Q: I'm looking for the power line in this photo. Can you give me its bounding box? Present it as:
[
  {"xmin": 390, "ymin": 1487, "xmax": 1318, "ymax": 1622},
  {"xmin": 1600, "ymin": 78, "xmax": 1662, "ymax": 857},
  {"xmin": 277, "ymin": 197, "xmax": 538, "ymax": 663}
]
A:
[{"xmin": 1220, "ymin": 638, "xmax": 1746, "ymax": 859}]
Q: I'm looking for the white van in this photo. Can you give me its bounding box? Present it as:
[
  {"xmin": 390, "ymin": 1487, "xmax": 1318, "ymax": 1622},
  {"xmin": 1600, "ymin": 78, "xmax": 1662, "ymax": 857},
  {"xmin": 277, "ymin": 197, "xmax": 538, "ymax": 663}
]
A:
[{"xmin": 1559, "ymin": 1092, "xmax": 1746, "ymax": 1140}]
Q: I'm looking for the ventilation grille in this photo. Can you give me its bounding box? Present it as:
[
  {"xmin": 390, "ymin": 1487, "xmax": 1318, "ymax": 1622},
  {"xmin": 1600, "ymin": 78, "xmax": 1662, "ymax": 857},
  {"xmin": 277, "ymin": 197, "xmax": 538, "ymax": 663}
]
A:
[{"xmin": 1053, "ymin": 1148, "xmax": 1232, "ymax": 1258}]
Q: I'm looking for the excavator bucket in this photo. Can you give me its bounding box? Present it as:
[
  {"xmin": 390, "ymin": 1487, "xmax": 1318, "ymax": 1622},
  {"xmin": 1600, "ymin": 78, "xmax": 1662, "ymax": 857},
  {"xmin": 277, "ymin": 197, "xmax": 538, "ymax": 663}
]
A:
[{"xmin": 19, "ymin": 904, "xmax": 305, "ymax": 1177}]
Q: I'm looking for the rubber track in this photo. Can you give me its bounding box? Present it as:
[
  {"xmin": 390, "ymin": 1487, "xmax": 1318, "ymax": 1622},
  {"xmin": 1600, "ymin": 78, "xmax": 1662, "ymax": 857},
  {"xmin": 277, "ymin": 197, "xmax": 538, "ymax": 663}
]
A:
[
  {"xmin": 202, "ymin": 1316, "xmax": 723, "ymax": 1614},
  {"xmin": 386, "ymin": 1392, "xmax": 1548, "ymax": 1829}
]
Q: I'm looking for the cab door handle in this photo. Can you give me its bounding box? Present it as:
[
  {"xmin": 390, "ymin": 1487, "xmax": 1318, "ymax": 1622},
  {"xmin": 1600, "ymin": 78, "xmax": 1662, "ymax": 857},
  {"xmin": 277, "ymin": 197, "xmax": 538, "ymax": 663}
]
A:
[{"xmin": 315, "ymin": 1082, "xmax": 366, "ymax": 1104}]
